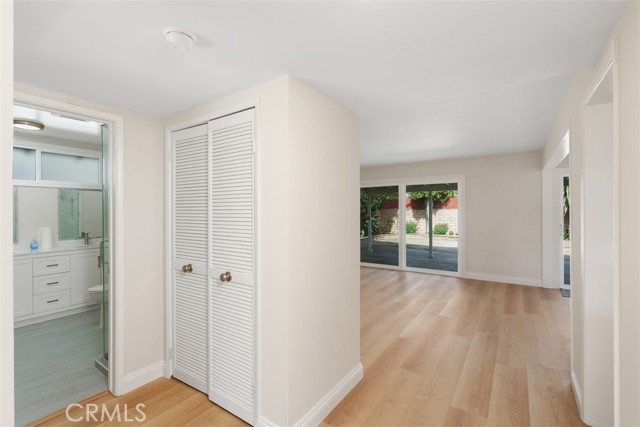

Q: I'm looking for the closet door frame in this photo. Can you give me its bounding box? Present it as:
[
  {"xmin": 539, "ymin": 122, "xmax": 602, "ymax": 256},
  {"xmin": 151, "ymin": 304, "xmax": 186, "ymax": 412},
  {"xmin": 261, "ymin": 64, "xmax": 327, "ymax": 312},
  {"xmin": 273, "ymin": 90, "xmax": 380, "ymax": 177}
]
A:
[{"xmin": 164, "ymin": 99, "xmax": 260, "ymax": 423}]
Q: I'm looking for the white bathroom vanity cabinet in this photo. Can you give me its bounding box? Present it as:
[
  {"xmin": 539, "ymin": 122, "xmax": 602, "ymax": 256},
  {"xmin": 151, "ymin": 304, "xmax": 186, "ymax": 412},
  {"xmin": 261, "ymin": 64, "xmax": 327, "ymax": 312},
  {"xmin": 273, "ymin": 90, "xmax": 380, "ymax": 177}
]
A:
[{"xmin": 13, "ymin": 245, "xmax": 101, "ymax": 327}]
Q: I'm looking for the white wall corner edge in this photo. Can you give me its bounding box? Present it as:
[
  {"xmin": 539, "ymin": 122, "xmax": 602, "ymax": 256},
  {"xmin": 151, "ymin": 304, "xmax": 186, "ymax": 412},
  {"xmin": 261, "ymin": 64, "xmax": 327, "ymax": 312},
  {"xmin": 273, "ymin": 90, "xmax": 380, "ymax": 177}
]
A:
[
  {"xmin": 571, "ymin": 370, "xmax": 584, "ymax": 419},
  {"xmin": 293, "ymin": 362, "xmax": 364, "ymax": 427},
  {"xmin": 463, "ymin": 272, "xmax": 543, "ymax": 288},
  {"xmin": 122, "ymin": 361, "xmax": 165, "ymax": 395}
]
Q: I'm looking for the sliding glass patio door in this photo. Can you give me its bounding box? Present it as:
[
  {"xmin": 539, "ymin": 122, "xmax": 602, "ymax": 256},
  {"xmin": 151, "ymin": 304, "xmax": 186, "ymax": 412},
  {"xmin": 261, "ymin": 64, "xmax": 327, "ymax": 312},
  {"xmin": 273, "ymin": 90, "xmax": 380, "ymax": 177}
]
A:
[
  {"xmin": 405, "ymin": 183, "xmax": 459, "ymax": 273},
  {"xmin": 360, "ymin": 179, "xmax": 462, "ymax": 275},
  {"xmin": 360, "ymin": 186, "xmax": 399, "ymax": 267}
]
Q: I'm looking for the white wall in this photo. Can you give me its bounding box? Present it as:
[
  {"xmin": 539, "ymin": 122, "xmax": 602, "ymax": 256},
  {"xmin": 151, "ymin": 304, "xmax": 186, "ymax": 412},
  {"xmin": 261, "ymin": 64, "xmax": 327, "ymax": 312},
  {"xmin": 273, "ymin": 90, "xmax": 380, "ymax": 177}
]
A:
[
  {"xmin": 542, "ymin": 2, "xmax": 640, "ymax": 424},
  {"xmin": 287, "ymin": 77, "xmax": 361, "ymax": 424},
  {"xmin": 583, "ymin": 102, "xmax": 614, "ymax": 426},
  {"xmin": 0, "ymin": 0, "xmax": 15, "ymax": 424},
  {"xmin": 361, "ymin": 150, "xmax": 543, "ymax": 285},
  {"xmin": 166, "ymin": 75, "xmax": 361, "ymax": 426},
  {"xmin": 119, "ymin": 114, "xmax": 166, "ymax": 377},
  {"xmin": 611, "ymin": 3, "xmax": 640, "ymax": 424},
  {"xmin": 13, "ymin": 83, "xmax": 167, "ymax": 383}
]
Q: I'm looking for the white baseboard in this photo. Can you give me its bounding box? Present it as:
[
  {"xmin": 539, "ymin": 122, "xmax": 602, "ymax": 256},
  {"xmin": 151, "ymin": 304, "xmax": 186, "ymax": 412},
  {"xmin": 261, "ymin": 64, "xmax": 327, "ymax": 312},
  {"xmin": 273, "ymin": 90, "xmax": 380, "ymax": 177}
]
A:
[
  {"xmin": 571, "ymin": 370, "xmax": 584, "ymax": 418},
  {"xmin": 464, "ymin": 272, "xmax": 543, "ymax": 287},
  {"xmin": 122, "ymin": 361, "xmax": 165, "ymax": 394},
  {"xmin": 293, "ymin": 362, "xmax": 364, "ymax": 427},
  {"xmin": 256, "ymin": 415, "xmax": 280, "ymax": 427}
]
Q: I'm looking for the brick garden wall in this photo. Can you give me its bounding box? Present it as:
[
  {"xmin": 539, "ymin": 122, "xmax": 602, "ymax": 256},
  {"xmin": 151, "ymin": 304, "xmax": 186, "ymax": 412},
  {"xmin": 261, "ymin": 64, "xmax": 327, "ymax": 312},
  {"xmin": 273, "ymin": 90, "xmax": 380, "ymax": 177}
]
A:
[{"xmin": 376, "ymin": 198, "xmax": 458, "ymax": 235}]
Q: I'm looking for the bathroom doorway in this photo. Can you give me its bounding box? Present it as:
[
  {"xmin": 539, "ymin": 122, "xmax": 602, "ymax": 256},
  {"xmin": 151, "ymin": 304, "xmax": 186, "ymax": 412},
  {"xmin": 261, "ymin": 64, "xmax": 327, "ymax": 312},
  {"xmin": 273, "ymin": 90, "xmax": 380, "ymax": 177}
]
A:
[{"xmin": 11, "ymin": 96, "xmax": 121, "ymax": 425}]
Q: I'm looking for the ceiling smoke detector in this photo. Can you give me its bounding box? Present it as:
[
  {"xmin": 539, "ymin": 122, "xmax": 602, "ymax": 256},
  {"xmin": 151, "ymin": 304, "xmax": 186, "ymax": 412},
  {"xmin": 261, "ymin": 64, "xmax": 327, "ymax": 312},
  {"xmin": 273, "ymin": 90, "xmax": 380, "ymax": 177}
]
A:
[{"xmin": 163, "ymin": 26, "xmax": 198, "ymax": 52}]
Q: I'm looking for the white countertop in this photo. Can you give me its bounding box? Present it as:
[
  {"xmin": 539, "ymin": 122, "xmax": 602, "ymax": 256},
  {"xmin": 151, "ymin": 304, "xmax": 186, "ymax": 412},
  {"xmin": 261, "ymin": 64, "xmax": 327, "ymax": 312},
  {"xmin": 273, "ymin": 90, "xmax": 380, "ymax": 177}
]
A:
[{"xmin": 14, "ymin": 242, "xmax": 101, "ymax": 257}]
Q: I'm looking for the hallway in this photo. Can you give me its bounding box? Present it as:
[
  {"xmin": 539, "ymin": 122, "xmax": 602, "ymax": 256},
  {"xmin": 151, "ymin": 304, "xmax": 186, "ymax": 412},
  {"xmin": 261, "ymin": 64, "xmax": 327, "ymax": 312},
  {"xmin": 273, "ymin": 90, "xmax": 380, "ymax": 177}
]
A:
[{"xmin": 32, "ymin": 268, "xmax": 582, "ymax": 426}]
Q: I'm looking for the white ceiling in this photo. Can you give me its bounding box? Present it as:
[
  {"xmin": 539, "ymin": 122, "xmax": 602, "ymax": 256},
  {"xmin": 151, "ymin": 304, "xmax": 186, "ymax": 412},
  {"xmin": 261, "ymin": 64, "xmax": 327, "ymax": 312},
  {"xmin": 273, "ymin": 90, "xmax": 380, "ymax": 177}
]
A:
[{"xmin": 14, "ymin": 1, "xmax": 625, "ymax": 165}]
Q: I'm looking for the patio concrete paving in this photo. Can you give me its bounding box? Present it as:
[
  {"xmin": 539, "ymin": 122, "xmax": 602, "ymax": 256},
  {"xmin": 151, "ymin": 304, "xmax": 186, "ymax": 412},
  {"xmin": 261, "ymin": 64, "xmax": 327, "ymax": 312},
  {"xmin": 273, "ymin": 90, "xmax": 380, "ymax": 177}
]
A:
[{"xmin": 360, "ymin": 234, "xmax": 458, "ymax": 272}]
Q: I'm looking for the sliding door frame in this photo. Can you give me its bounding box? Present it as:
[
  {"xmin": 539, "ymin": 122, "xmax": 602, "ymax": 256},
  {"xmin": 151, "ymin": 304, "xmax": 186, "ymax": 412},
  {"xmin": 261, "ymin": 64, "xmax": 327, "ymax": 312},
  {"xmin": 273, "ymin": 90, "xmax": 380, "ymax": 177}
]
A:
[{"xmin": 360, "ymin": 174, "xmax": 466, "ymax": 277}]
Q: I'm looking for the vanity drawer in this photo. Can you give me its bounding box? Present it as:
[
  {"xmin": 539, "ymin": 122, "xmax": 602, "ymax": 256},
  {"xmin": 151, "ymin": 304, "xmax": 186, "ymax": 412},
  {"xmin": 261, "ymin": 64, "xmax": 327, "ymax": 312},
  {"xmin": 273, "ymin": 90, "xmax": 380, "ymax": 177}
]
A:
[
  {"xmin": 33, "ymin": 256, "xmax": 70, "ymax": 276},
  {"xmin": 33, "ymin": 272, "xmax": 70, "ymax": 295},
  {"xmin": 33, "ymin": 290, "xmax": 70, "ymax": 313}
]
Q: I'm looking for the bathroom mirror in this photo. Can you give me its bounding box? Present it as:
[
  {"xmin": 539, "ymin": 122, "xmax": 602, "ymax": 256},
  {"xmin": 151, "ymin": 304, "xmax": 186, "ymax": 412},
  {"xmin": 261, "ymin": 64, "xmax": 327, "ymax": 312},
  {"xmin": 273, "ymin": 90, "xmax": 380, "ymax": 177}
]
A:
[
  {"xmin": 13, "ymin": 187, "xmax": 103, "ymax": 244},
  {"xmin": 58, "ymin": 189, "xmax": 102, "ymax": 240}
]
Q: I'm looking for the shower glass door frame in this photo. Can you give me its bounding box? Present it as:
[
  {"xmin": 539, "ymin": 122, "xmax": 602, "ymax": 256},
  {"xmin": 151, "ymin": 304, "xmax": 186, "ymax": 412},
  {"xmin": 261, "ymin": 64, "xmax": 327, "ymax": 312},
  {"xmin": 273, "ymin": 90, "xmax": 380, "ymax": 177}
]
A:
[
  {"xmin": 360, "ymin": 175, "xmax": 466, "ymax": 277},
  {"xmin": 101, "ymin": 124, "xmax": 110, "ymax": 362},
  {"xmin": 13, "ymin": 92, "xmax": 125, "ymax": 395}
]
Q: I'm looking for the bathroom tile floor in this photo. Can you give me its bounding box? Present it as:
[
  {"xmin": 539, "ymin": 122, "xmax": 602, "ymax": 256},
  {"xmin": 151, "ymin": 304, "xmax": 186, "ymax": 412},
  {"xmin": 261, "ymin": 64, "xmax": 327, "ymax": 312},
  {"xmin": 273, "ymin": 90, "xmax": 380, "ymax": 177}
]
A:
[{"xmin": 14, "ymin": 309, "xmax": 107, "ymax": 426}]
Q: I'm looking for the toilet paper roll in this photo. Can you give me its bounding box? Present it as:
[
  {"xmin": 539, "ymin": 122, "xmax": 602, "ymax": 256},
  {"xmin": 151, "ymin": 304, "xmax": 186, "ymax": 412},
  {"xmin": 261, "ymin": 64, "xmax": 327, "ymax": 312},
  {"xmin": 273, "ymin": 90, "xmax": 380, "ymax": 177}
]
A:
[{"xmin": 38, "ymin": 227, "xmax": 53, "ymax": 250}]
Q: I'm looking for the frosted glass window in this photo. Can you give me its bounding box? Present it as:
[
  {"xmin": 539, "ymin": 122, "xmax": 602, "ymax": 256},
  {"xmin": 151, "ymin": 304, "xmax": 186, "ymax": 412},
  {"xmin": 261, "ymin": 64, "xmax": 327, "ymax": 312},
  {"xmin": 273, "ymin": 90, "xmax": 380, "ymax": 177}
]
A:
[
  {"xmin": 12, "ymin": 147, "xmax": 36, "ymax": 180},
  {"xmin": 41, "ymin": 152, "xmax": 100, "ymax": 184}
]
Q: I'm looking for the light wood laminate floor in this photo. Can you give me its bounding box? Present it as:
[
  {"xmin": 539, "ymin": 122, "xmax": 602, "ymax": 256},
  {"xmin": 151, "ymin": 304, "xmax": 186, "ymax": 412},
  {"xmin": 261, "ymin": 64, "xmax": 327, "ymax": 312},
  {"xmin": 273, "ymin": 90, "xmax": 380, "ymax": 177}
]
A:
[
  {"xmin": 33, "ymin": 268, "xmax": 583, "ymax": 427},
  {"xmin": 324, "ymin": 268, "xmax": 583, "ymax": 427}
]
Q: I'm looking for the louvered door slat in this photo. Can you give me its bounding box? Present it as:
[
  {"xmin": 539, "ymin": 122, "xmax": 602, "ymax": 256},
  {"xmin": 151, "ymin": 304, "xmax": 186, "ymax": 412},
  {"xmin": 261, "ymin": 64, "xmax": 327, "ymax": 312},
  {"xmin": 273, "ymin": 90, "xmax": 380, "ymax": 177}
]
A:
[
  {"xmin": 172, "ymin": 124, "xmax": 208, "ymax": 393},
  {"xmin": 208, "ymin": 109, "xmax": 255, "ymax": 424}
]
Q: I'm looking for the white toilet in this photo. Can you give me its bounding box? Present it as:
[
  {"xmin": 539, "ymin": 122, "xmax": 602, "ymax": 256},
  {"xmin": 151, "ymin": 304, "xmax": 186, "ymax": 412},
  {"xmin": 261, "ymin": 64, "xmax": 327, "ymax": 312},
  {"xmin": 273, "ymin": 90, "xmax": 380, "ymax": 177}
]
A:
[{"xmin": 88, "ymin": 285, "xmax": 105, "ymax": 328}]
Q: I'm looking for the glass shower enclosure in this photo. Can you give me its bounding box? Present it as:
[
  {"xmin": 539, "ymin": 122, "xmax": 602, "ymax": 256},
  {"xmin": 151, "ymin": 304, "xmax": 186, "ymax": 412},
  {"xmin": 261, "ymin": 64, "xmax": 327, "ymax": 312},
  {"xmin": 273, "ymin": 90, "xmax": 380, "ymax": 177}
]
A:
[{"xmin": 97, "ymin": 123, "xmax": 110, "ymax": 373}]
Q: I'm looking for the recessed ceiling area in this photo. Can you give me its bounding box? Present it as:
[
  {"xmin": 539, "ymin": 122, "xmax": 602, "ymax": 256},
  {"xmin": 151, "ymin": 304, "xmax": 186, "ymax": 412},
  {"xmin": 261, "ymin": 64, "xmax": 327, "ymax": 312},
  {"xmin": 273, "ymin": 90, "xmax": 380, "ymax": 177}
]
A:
[{"xmin": 14, "ymin": 1, "xmax": 626, "ymax": 165}]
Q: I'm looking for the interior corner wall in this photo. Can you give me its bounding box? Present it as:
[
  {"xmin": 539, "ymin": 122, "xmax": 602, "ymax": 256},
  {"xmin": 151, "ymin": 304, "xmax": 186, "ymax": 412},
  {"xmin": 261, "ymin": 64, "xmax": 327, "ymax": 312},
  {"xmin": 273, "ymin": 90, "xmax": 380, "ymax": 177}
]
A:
[
  {"xmin": 0, "ymin": 0, "xmax": 15, "ymax": 424},
  {"xmin": 165, "ymin": 76, "xmax": 292, "ymax": 426},
  {"xmin": 610, "ymin": 2, "xmax": 640, "ymax": 424},
  {"xmin": 361, "ymin": 150, "xmax": 543, "ymax": 284},
  {"xmin": 287, "ymin": 77, "xmax": 361, "ymax": 424},
  {"xmin": 11, "ymin": 83, "xmax": 166, "ymax": 384}
]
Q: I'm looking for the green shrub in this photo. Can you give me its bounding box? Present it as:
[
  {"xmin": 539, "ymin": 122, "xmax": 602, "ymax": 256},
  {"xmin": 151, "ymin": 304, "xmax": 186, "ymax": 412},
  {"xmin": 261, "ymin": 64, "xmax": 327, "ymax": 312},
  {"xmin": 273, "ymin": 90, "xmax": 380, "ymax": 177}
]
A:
[
  {"xmin": 360, "ymin": 191, "xmax": 397, "ymax": 236},
  {"xmin": 406, "ymin": 220, "xmax": 418, "ymax": 234},
  {"xmin": 433, "ymin": 223, "xmax": 449, "ymax": 235}
]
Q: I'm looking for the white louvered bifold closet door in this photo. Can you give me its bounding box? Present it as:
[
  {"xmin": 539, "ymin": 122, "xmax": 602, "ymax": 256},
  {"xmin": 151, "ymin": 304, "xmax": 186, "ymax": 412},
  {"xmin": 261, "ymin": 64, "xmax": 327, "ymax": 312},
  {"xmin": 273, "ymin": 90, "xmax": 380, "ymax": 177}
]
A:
[
  {"xmin": 208, "ymin": 109, "xmax": 256, "ymax": 424},
  {"xmin": 171, "ymin": 124, "xmax": 209, "ymax": 393}
]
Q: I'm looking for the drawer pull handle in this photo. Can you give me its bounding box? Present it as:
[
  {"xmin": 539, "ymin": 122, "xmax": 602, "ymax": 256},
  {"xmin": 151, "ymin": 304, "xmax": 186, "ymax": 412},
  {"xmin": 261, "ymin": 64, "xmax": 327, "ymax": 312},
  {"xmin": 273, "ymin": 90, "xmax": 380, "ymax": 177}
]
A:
[
  {"xmin": 47, "ymin": 299, "xmax": 59, "ymax": 304},
  {"xmin": 46, "ymin": 282, "xmax": 59, "ymax": 286},
  {"xmin": 46, "ymin": 264, "xmax": 59, "ymax": 267}
]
